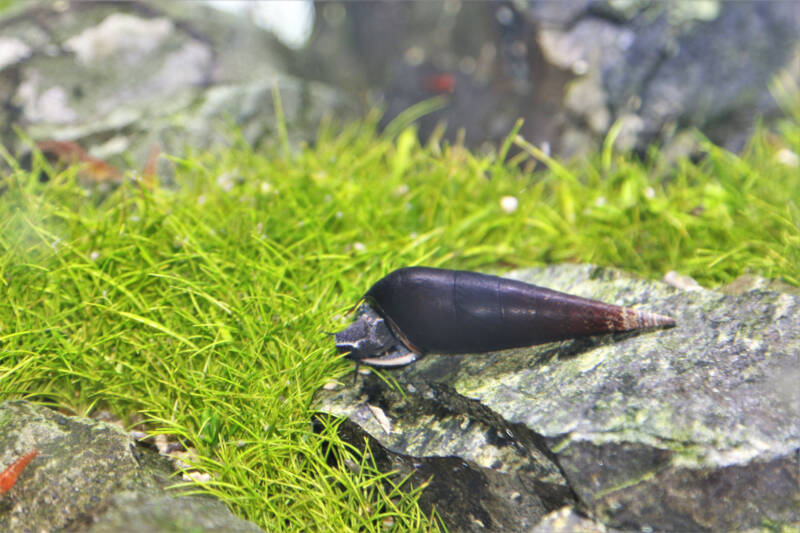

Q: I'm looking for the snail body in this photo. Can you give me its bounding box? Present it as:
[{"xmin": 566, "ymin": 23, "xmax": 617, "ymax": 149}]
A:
[{"xmin": 336, "ymin": 267, "xmax": 675, "ymax": 367}]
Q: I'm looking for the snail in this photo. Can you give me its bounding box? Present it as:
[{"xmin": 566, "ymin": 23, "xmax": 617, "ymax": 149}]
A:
[{"xmin": 335, "ymin": 267, "xmax": 675, "ymax": 367}]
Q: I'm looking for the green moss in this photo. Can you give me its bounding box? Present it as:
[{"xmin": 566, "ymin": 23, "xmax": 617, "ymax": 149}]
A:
[
  {"xmin": 761, "ymin": 519, "xmax": 800, "ymax": 533},
  {"xmin": 0, "ymin": 111, "xmax": 798, "ymax": 531},
  {"xmin": 0, "ymin": 0, "xmax": 19, "ymax": 14}
]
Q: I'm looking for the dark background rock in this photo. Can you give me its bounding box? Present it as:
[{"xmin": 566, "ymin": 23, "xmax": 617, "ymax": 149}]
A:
[
  {"xmin": 290, "ymin": 0, "xmax": 800, "ymax": 159},
  {"xmin": 316, "ymin": 264, "xmax": 800, "ymax": 532},
  {"xmin": 291, "ymin": 1, "xmax": 570, "ymax": 154},
  {"xmin": 0, "ymin": 400, "xmax": 263, "ymax": 533}
]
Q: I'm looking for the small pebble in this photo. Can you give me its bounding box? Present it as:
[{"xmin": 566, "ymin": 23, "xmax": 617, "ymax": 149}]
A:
[
  {"xmin": 367, "ymin": 404, "xmax": 392, "ymax": 435},
  {"xmin": 500, "ymin": 195, "xmax": 518, "ymax": 213},
  {"xmin": 322, "ymin": 381, "xmax": 339, "ymax": 391},
  {"xmin": 776, "ymin": 148, "xmax": 799, "ymax": 167},
  {"xmin": 663, "ymin": 271, "xmax": 702, "ymax": 291},
  {"xmin": 182, "ymin": 471, "xmax": 211, "ymax": 483}
]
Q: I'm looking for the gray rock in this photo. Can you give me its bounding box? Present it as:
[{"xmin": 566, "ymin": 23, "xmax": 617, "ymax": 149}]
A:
[
  {"xmin": 0, "ymin": 400, "xmax": 262, "ymax": 533},
  {"xmin": 324, "ymin": 415, "xmax": 573, "ymax": 532},
  {"xmin": 535, "ymin": 1, "xmax": 800, "ymax": 157},
  {"xmin": 0, "ymin": 1, "xmax": 354, "ymax": 179},
  {"xmin": 293, "ymin": 1, "xmax": 800, "ymax": 158},
  {"xmin": 316, "ymin": 264, "xmax": 800, "ymax": 532},
  {"xmin": 294, "ymin": 2, "xmax": 571, "ymax": 153},
  {"xmin": 531, "ymin": 506, "xmax": 621, "ymax": 533},
  {"xmin": 86, "ymin": 492, "xmax": 263, "ymax": 533}
]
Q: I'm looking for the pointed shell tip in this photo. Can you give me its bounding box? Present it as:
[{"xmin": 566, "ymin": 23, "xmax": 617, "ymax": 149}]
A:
[
  {"xmin": 624, "ymin": 308, "xmax": 676, "ymax": 330},
  {"xmin": 646, "ymin": 310, "xmax": 676, "ymax": 328}
]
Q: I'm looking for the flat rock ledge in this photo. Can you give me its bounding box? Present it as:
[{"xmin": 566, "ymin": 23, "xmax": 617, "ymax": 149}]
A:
[
  {"xmin": 316, "ymin": 264, "xmax": 800, "ymax": 532},
  {"xmin": 0, "ymin": 400, "xmax": 263, "ymax": 533}
]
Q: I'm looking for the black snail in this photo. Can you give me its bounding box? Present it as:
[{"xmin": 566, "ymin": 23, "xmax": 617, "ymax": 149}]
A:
[{"xmin": 335, "ymin": 267, "xmax": 675, "ymax": 367}]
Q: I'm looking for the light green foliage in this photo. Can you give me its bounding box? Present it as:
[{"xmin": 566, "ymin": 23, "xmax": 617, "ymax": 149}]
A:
[{"xmin": 0, "ymin": 112, "xmax": 798, "ymax": 530}]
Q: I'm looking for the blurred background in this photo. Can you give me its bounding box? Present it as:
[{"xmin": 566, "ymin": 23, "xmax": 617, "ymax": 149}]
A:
[{"xmin": 1, "ymin": 0, "xmax": 799, "ymax": 174}]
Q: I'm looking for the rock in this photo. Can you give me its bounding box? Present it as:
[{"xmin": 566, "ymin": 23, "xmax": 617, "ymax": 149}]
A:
[
  {"xmin": 86, "ymin": 492, "xmax": 263, "ymax": 533},
  {"xmin": 316, "ymin": 264, "xmax": 800, "ymax": 532},
  {"xmin": 0, "ymin": 1, "xmax": 355, "ymax": 179},
  {"xmin": 720, "ymin": 273, "xmax": 800, "ymax": 297},
  {"xmin": 294, "ymin": 2, "xmax": 571, "ymax": 153},
  {"xmin": 322, "ymin": 414, "xmax": 573, "ymax": 532},
  {"xmin": 531, "ymin": 507, "xmax": 620, "ymax": 533},
  {"xmin": 293, "ymin": 1, "xmax": 800, "ymax": 158},
  {"xmin": 0, "ymin": 400, "xmax": 263, "ymax": 533},
  {"xmin": 534, "ymin": 1, "xmax": 800, "ymax": 157},
  {"xmin": 662, "ymin": 270, "xmax": 702, "ymax": 291},
  {"xmin": 5, "ymin": 1, "xmax": 793, "ymax": 166}
]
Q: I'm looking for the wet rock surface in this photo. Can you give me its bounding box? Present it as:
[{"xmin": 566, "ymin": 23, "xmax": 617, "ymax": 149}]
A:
[
  {"xmin": 316, "ymin": 264, "xmax": 800, "ymax": 532},
  {"xmin": 0, "ymin": 400, "xmax": 263, "ymax": 533}
]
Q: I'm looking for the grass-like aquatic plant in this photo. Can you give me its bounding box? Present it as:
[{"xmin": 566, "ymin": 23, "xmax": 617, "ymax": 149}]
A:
[{"xmin": 0, "ymin": 110, "xmax": 798, "ymax": 530}]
